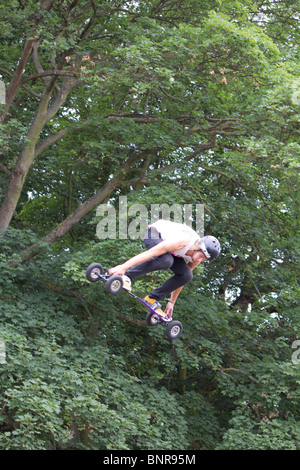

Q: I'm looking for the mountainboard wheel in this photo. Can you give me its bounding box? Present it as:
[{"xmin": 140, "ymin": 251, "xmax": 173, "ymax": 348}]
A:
[
  {"xmin": 146, "ymin": 311, "xmax": 161, "ymax": 326},
  {"xmin": 86, "ymin": 263, "xmax": 104, "ymax": 282},
  {"xmin": 105, "ymin": 275, "xmax": 123, "ymax": 295},
  {"xmin": 165, "ymin": 320, "xmax": 183, "ymax": 340}
]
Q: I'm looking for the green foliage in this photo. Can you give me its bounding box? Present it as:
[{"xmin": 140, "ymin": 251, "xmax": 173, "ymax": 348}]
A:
[
  {"xmin": 0, "ymin": 0, "xmax": 299, "ymax": 451},
  {"xmin": 0, "ymin": 252, "xmax": 191, "ymax": 450}
]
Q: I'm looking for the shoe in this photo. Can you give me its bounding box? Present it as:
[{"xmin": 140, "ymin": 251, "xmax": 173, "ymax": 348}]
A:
[
  {"xmin": 122, "ymin": 275, "xmax": 132, "ymax": 292},
  {"xmin": 144, "ymin": 295, "xmax": 168, "ymax": 318}
]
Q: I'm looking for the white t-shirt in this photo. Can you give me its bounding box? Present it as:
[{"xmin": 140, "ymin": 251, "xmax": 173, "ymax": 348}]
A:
[{"xmin": 149, "ymin": 220, "xmax": 200, "ymax": 263}]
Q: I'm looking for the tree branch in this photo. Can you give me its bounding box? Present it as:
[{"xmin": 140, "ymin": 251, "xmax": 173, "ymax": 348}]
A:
[
  {"xmin": 34, "ymin": 128, "xmax": 68, "ymax": 157},
  {"xmin": 0, "ymin": 162, "xmax": 11, "ymax": 177},
  {"xmin": 20, "ymin": 70, "xmax": 80, "ymax": 86},
  {"xmin": 16, "ymin": 152, "xmax": 142, "ymax": 263},
  {"xmin": 0, "ymin": 39, "xmax": 35, "ymax": 122},
  {"xmin": 0, "ymin": 67, "xmax": 41, "ymax": 99},
  {"xmin": 1, "ymin": 0, "xmax": 58, "ymax": 121},
  {"xmin": 105, "ymin": 113, "xmax": 158, "ymax": 124}
]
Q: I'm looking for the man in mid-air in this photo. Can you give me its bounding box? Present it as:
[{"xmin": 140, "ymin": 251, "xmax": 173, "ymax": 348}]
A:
[{"xmin": 109, "ymin": 219, "xmax": 221, "ymax": 318}]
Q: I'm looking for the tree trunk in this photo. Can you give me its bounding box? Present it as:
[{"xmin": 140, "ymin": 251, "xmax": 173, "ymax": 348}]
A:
[
  {"xmin": 0, "ymin": 91, "xmax": 50, "ymax": 231},
  {"xmin": 0, "ymin": 74, "xmax": 79, "ymax": 234}
]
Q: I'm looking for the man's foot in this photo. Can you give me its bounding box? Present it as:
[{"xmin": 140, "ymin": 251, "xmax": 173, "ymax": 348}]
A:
[
  {"xmin": 143, "ymin": 295, "xmax": 170, "ymax": 319},
  {"xmin": 122, "ymin": 275, "xmax": 132, "ymax": 292}
]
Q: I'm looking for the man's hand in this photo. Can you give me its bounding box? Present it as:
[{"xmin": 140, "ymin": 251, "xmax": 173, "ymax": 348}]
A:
[
  {"xmin": 108, "ymin": 264, "xmax": 127, "ymax": 276},
  {"xmin": 165, "ymin": 301, "xmax": 174, "ymax": 318}
]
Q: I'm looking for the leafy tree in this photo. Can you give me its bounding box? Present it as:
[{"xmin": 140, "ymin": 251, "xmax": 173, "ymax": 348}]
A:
[{"xmin": 0, "ymin": 0, "xmax": 299, "ymax": 451}]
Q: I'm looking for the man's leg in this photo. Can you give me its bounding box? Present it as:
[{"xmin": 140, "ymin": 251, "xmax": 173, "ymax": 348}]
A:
[
  {"xmin": 125, "ymin": 228, "xmax": 174, "ymax": 281},
  {"xmin": 148, "ymin": 256, "xmax": 193, "ymax": 300}
]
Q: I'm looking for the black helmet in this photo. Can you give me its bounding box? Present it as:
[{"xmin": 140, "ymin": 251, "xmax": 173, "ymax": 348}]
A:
[{"xmin": 198, "ymin": 236, "xmax": 221, "ymax": 261}]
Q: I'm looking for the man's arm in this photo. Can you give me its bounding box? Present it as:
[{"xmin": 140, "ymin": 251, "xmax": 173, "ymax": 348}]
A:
[
  {"xmin": 165, "ymin": 286, "xmax": 184, "ymax": 317},
  {"xmin": 108, "ymin": 236, "xmax": 191, "ymax": 276},
  {"xmin": 165, "ymin": 262, "xmax": 199, "ymax": 316}
]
